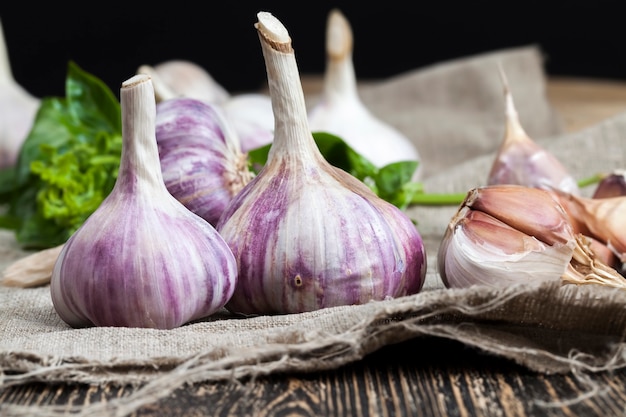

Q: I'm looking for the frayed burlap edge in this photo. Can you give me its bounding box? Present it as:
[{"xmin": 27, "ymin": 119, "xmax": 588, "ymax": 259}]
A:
[{"xmin": 2, "ymin": 280, "xmax": 625, "ymax": 389}]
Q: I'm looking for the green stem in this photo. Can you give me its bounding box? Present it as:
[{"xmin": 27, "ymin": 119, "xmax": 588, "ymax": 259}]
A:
[
  {"xmin": 409, "ymin": 192, "xmax": 466, "ymax": 206},
  {"xmin": 577, "ymin": 173, "xmax": 605, "ymax": 189}
]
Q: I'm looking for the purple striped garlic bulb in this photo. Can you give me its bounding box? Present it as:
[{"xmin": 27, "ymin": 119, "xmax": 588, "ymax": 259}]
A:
[
  {"xmin": 215, "ymin": 12, "xmax": 427, "ymax": 315},
  {"xmin": 50, "ymin": 74, "xmax": 238, "ymax": 329},
  {"xmin": 487, "ymin": 68, "xmax": 580, "ymax": 195},
  {"xmin": 156, "ymin": 98, "xmax": 253, "ymax": 226}
]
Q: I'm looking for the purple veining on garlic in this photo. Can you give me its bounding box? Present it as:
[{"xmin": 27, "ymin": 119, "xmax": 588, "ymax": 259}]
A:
[
  {"xmin": 156, "ymin": 98, "xmax": 252, "ymax": 226},
  {"xmin": 217, "ymin": 160, "xmax": 426, "ymax": 314},
  {"xmin": 215, "ymin": 12, "xmax": 426, "ymax": 315},
  {"xmin": 50, "ymin": 75, "xmax": 238, "ymax": 330}
]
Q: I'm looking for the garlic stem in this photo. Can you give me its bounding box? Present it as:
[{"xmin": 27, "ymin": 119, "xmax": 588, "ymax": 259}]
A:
[
  {"xmin": 116, "ymin": 75, "xmax": 167, "ymax": 194},
  {"xmin": 256, "ymin": 12, "xmax": 322, "ymax": 165},
  {"xmin": 322, "ymin": 9, "xmax": 358, "ymax": 106}
]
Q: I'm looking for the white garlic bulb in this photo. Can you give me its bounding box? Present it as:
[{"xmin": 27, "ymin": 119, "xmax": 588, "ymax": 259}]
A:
[
  {"xmin": 216, "ymin": 12, "xmax": 427, "ymax": 315},
  {"xmin": 50, "ymin": 74, "xmax": 238, "ymax": 329},
  {"xmin": 0, "ymin": 18, "xmax": 40, "ymax": 169},
  {"xmin": 307, "ymin": 9, "xmax": 422, "ymax": 179}
]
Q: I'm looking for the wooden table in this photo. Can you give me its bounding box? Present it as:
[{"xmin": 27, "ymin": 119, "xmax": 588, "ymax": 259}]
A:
[{"xmin": 2, "ymin": 77, "xmax": 626, "ymax": 417}]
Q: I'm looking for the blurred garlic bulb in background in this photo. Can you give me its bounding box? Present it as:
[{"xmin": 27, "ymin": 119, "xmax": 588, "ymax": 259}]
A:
[
  {"xmin": 138, "ymin": 60, "xmax": 274, "ymax": 152},
  {"xmin": 137, "ymin": 60, "xmax": 230, "ymax": 104},
  {"xmin": 307, "ymin": 9, "xmax": 422, "ymax": 180},
  {"xmin": 0, "ymin": 17, "xmax": 40, "ymax": 169},
  {"xmin": 487, "ymin": 67, "xmax": 579, "ymax": 195}
]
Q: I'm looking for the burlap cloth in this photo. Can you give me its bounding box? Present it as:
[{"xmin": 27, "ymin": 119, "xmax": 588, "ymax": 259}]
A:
[{"xmin": 1, "ymin": 45, "xmax": 625, "ymax": 412}]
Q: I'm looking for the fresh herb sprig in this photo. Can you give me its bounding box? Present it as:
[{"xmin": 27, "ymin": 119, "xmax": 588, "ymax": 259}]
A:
[{"xmin": 0, "ymin": 61, "xmax": 122, "ymax": 249}]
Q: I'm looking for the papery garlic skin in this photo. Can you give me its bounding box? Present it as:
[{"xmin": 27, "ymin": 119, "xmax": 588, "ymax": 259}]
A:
[
  {"xmin": 307, "ymin": 9, "xmax": 422, "ymax": 179},
  {"xmin": 156, "ymin": 98, "xmax": 253, "ymax": 226},
  {"xmin": 0, "ymin": 18, "xmax": 40, "ymax": 169},
  {"xmin": 487, "ymin": 69, "xmax": 579, "ymax": 195},
  {"xmin": 50, "ymin": 74, "xmax": 237, "ymax": 329},
  {"xmin": 553, "ymin": 190, "xmax": 626, "ymax": 264},
  {"xmin": 216, "ymin": 12, "xmax": 426, "ymax": 315}
]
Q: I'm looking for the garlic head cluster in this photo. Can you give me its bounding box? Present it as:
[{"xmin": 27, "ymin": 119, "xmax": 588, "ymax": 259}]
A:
[{"xmin": 438, "ymin": 184, "xmax": 626, "ymax": 290}]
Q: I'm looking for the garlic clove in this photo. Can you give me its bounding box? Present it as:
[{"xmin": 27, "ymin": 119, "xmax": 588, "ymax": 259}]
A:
[
  {"xmin": 438, "ymin": 184, "xmax": 626, "ymax": 290},
  {"xmin": 50, "ymin": 74, "xmax": 238, "ymax": 329},
  {"xmin": 0, "ymin": 17, "xmax": 40, "ymax": 169},
  {"xmin": 137, "ymin": 60, "xmax": 230, "ymax": 104},
  {"xmin": 551, "ymin": 190, "xmax": 626, "ymax": 263},
  {"xmin": 156, "ymin": 97, "xmax": 254, "ymax": 226},
  {"xmin": 438, "ymin": 207, "xmax": 575, "ymax": 288},
  {"xmin": 307, "ymin": 9, "xmax": 422, "ymax": 180},
  {"xmin": 216, "ymin": 12, "xmax": 426, "ymax": 315},
  {"xmin": 592, "ymin": 169, "xmax": 626, "ymax": 198},
  {"xmin": 487, "ymin": 67, "xmax": 580, "ymax": 195}
]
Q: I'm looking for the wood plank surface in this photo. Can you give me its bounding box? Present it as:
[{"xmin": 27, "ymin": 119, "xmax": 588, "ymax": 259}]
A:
[{"xmin": 2, "ymin": 77, "xmax": 626, "ymax": 417}]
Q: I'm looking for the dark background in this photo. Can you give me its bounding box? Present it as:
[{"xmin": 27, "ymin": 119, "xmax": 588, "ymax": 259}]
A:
[{"xmin": 1, "ymin": 2, "xmax": 625, "ymax": 99}]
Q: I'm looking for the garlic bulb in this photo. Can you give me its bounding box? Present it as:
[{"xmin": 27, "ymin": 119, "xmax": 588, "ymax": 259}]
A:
[
  {"xmin": 137, "ymin": 60, "xmax": 230, "ymax": 104},
  {"xmin": 220, "ymin": 93, "xmax": 275, "ymax": 152},
  {"xmin": 50, "ymin": 74, "xmax": 238, "ymax": 329},
  {"xmin": 592, "ymin": 169, "xmax": 626, "ymax": 198},
  {"xmin": 307, "ymin": 9, "xmax": 422, "ymax": 179},
  {"xmin": 487, "ymin": 68, "xmax": 580, "ymax": 195},
  {"xmin": 0, "ymin": 17, "xmax": 40, "ymax": 169},
  {"xmin": 438, "ymin": 184, "xmax": 625, "ymax": 290},
  {"xmin": 156, "ymin": 97, "xmax": 253, "ymax": 226},
  {"xmin": 215, "ymin": 12, "xmax": 427, "ymax": 315},
  {"xmin": 138, "ymin": 61, "xmax": 275, "ymax": 152}
]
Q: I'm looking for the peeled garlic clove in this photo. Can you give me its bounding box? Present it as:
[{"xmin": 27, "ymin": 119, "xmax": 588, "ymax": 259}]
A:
[
  {"xmin": 50, "ymin": 74, "xmax": 238, "ymax": 329},
  {"xmin": 0, "ymin": 18, "xmax": 40, "ymax": 169},
  {"xmin": 137, "ymin": 60, "xmax": 230, "ymax": 104},
  {"xmin": 156, "ymin": 97, "xmax": 253, "ymax": 226},
  {"xmin": 438, "ymin": 185, "xmax": 626, "ymax": 290},
  {"xmin": 592, "ymin": 169, "xmax": 626, "ymax": 198},
  {"xmin": 307, "ymin": 9, "xmax": 422, "ymax": 179},
  {"xmin": 220, "ymin": 93, "xmax": 274, "ymax": 152},
  {"xmin": 487, "ymin": 67, "xmax": 580, "ymax": 195},
  {"xmin": 216, "ymin": 12, "xmax": 426, "ymax": 315}
]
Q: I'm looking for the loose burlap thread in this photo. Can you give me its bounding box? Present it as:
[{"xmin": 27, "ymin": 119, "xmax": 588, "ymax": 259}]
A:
[{"xmin": 2, "ymin": 45, "xmax": 626, "ymax": 416}]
